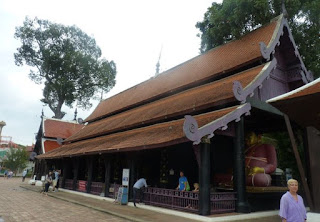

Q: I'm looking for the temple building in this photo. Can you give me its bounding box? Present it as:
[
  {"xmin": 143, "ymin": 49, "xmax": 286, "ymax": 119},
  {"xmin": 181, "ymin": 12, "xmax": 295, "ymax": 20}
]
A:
[
  {"xmin": 33, "ymin": 115, "xmax": 83, "ymax": 179},
  {"xmin": 37, "ymin": 14, "xmax": 320, "ymax": 215}
]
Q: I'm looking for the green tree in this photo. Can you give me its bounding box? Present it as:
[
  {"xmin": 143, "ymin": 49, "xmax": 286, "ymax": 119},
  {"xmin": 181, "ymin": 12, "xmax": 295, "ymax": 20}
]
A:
[
  {"xmin": 14, "ymin": 17, "xmax": 117, "ymax": 119},
  {"xmin": 196, "ymin": 0, "xmax": 320, "ymax": 78},
  {"xmin": 2, "ymin": 147, "xmax": 29, "ymax": 175}
]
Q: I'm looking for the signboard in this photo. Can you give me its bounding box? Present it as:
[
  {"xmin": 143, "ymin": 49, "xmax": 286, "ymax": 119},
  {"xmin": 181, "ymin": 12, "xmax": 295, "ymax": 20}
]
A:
[
  {"xmin": 78, "ymin": 180, "xmax": 87, "ymax": 192},
  {"xmin": 122, "ymin": 168, "xmax": 130, "ymax": 186}
]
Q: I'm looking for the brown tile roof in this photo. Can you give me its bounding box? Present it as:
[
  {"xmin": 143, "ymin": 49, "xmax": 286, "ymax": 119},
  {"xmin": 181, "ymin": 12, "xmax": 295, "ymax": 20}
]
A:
[
  {"xmin": 43, "ymin": 119, "xmax": 83, "ymax": 139},
  {"xmin": 43, "ymin": 140, "xmax": 60, "ymax": 153},
  {"xmin": 38, "ymin": 105, "xmax": 241, "ymax": 159},
  {"xmin": 67, "ymin": 65, "xmax": 265, "ymax": 142},
  {"xmin": 26, "ymin": 144, "xmax": 35, "ymax": 152},
  {"xmin": 268, "ymin": 78, "xmax": 320, "ymax": 130},
  {"xmin": 86, "ymin": 18, "xmax": 279, "ymax": 122}
]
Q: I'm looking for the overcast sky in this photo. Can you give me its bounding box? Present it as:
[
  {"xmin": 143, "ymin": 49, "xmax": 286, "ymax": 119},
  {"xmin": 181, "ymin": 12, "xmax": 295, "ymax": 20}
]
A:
[{"xmin": 0, "ymin": 0, "xmax": 221, "ymax": 145}]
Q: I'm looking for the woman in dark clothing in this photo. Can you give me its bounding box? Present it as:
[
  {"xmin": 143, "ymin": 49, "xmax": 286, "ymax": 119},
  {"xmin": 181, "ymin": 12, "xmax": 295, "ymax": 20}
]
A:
[{"xmin": 43, "ymin": 171, "xmax": 52, "ymax": 196}]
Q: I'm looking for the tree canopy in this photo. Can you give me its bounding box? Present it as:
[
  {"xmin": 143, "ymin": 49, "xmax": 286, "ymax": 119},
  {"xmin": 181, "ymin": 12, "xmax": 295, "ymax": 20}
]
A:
[
  {"xmin": 2, "ymin": 147, "xmax": 29, "ymax": 174},
  {"xmin": 14, "ymin": 17, "xmax": 117, "ymax": 119},
  {"xmin": 196, "ymin": 0, "xmax": 320, "ymax": 78}
]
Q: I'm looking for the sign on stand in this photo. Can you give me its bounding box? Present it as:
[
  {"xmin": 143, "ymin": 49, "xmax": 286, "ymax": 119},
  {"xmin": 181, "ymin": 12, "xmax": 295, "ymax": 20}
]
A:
[
  {"xmin": 115, "ymin": 169, "xmax": 130, "ymax": 205},
  {"xmin": 122, "ymin": 168, "xmax": 130, "ymax": 186}
]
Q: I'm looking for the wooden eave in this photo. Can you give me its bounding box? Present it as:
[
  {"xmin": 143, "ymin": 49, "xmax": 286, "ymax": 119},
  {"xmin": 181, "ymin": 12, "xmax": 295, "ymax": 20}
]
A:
[
  {"xmin": 67, "ymin": 64, "xmax": 272, "ymax": 143},
  {"xmin": 267, "ymin": 78, "xmax": 320, "ymax": 130},
  {"xmin": 37, "ymin": 105, "xmax": 246, "ymax": 159}
]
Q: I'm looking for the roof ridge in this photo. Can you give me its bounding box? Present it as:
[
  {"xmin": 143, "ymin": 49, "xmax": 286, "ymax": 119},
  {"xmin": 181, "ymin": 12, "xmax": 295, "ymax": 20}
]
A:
[
  {"xmin": 86, "ymin": 15, "xmax": 280, "ymax": 123},
  {"xmin": 44, "ymin": 117, "xmax": 80, "ymax": 124}
]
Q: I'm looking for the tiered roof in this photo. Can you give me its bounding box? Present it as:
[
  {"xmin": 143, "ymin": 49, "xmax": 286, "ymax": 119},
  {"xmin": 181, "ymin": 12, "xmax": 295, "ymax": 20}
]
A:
[{"xmin": 38, "ymin": 14, "xmax": 310, "ymax": 159}]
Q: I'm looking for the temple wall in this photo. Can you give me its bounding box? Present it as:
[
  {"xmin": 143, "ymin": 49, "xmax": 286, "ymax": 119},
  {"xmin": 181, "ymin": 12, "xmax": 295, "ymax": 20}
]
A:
[{"xmin": 258, "ymin": 73, "xmax": 289, "ymax": 101}]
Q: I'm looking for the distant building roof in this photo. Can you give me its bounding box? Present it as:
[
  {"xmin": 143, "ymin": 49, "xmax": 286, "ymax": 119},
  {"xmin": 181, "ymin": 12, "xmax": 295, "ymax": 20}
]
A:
[
  {"xmin": 26, "ymin": 144, "xmax": 35, "ymax": 152},
  {"xmin": 43, "ymin": 118, "xmax": 83, "ymax": 139}
]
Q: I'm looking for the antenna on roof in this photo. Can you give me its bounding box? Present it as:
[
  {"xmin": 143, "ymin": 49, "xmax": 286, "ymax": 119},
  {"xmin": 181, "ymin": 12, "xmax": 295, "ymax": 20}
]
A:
[
  {"xmin": 281, "ymin": 0, "xmax": 288, "ymax": 18},
  {"xmin": 155, "ymin": 45, "xmax": 163, "ymax": 76},
  {"xmin": 77, "ymin": 118, "xmax": 84, "ymax": 124},
  {"xmin": 57, "ymin": 137, "xmax": 64, "ymax": 145},
  {"xmin": 41, "ymin": 108, "xmax": 44, "ymax": 119},
  {"xmin": 74, "ymin": 108, "xmax": 78, "ymax": 121},
  {"xmin": 100, "ymin": 90, "xmax": 104, "ymax": 101}
]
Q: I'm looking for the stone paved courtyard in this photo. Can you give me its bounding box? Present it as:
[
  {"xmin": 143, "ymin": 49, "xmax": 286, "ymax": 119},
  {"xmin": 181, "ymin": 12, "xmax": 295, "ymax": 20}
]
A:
[
  {"xmin": 1, "ymin": 177, "xmax": 319, "ymax": 222},
  {"xmin": 0, "ymin": 177, "xmax": 128, "ymax": 222}
]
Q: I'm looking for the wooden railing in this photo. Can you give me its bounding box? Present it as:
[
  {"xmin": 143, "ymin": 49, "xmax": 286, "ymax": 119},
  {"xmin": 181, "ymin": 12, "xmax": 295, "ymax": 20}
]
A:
[
  {"xmin": 107, "ymin": 183, "xmax": 121, "ymax": 199},
  {"xmin": 64, "ymin": 179, "xmax": 73, "ymax": 190},
  {"xmin": 90, "ymin": 182, "xmax": 104, "ymax": 195},
  {"xmin": 143, "ymin": 187, "xmax": 236, "ymax": 214},
  {"xmin": 210, "ymin": 192, "xmax": 236, "ymax": 214}
]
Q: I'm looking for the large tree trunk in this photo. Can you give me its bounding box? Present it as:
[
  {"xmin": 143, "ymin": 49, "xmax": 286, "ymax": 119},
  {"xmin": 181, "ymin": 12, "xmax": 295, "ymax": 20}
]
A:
[{"xmin": 51, "ymin": 100, "xmax": 65, "ymax": 119}]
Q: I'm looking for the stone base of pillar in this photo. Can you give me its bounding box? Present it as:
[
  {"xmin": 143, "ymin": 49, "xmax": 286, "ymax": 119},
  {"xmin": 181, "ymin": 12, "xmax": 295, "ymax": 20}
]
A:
[{"xmin": 236, "ymin": 201, "xmax": 251, "ymax": 213}]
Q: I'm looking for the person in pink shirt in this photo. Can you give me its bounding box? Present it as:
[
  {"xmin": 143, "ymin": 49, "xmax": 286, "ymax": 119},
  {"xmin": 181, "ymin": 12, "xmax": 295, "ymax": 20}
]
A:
[{"xmin": 279, "ymin": 179, "xmax": 307, "ymax": 222}]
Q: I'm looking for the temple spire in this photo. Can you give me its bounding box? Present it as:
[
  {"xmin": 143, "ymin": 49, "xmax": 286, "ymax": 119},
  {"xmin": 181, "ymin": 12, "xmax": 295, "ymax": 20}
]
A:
[
  {"xmin": 74, "ymin": 108, "xmax": 78, "ymax": 121},
  {"xmin": 41, "ymin": 109, "xmax": 44, "ymax": 119},
  {"xmin": 155, "ymin": 46, "xmax": 163, "ymax": 76},
  {"xmin": 0, "ymin": 121, "xmax": 6, "ymax": 139}
]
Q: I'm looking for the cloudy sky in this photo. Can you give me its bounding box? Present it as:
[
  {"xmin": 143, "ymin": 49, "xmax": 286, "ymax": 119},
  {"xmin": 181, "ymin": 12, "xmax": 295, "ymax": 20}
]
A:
[{"xmin": 0, "ymin": 0, "xmax": 221, "ymax": 145}]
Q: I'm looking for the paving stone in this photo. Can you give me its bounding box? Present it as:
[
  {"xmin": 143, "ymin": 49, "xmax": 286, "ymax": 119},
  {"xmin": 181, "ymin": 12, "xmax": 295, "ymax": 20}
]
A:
[{"xmin": 0, "ymin": 177, "xmax": 128, "ymax": 222}]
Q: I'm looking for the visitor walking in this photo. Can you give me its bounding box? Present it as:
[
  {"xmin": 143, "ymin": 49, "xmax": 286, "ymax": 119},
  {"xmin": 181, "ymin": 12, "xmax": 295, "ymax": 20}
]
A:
[
  {"xmin": 22, "ymin": 169, "xmax": 27, "ymax": 182},
  {"xmin": 133, "ymin": 178, "xmax": 147, "ymax": 207},
  {"xmin": 52, "ymin": 170, "xmax": 60, "ymax": 192}
]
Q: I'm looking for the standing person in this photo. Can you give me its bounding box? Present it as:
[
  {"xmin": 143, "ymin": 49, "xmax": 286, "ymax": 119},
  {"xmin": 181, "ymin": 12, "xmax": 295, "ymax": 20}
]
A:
[
  {"xmin": 133, "ymin": 178, "xmax": 147, "ymax": 207},
  {"xmin": 279, "ymin": 179, "xmax": 307, "ymax": 222},
  {"xmin": 8, "ymin": 170, "xmax": 13, "ymax": 179},
  {"xmin": 22, "ymin": 169, "xmax": 27, "ymax": 182},
  {"xmin": 4, "ymin": 169, "xmax": 8, "ymax": 179},
  {"xmin": 52, "ymin": 170, "xmax": 60, "ymax": 192},
  {"xmin": 176, "ymin": 171, "xmax": 190, "ymax": 191},
  {"xmin": 43, "ymin": 171, "xmax": 53, "ymax": 196}
]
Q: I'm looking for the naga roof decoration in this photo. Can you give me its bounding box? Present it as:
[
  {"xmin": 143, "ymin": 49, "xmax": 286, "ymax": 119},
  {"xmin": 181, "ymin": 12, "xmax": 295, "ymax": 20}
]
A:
[
  {"xmin": 183, "ymin": 103, "xmax": 251, "ymax": 145},
  {"xmin": 259, "ymin": 15, "xmax": 313, "ymax": 83}
]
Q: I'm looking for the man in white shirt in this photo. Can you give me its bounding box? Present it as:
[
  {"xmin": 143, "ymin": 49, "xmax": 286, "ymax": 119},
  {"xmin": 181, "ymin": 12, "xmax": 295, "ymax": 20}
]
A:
[
  {"xmin": 52, "ymin": 170, "xmax": 60, "ymax": 192},
  {"xmin": 133, "ymin": 178, "xmax": 147, "ymax": 207},
  {"xmin": 22, "ymin": 169, "xmax": 27, "ymax": 182}
]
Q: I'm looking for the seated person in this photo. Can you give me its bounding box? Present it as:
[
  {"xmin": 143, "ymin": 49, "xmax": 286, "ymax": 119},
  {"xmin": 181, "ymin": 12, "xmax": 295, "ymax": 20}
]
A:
[
  {"xmin": 245, "ymin": 132, "xmax": 277, "ymax": 187},
  {"xmin": 193, "ymin": 183, "xmax": 199, "ymax": 192}
]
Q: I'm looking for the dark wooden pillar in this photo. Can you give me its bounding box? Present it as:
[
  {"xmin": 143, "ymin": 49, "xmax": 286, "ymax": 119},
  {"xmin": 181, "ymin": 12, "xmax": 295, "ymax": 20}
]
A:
[
  {"xmin": 233, "ymin": 117, "xmax": 250, "ymax": 213},
  {"xmin": 72, "ymin": 158, "xmax": 79, "ymax": 190},
  {"xmin": 104, "ymin": 155, "xmax": 111, "ymax": 197},
  {"xmin": 199, "ymin": 136, "xmax": 211, "ymax": 215},
  {"xmin": 127, "ymin": 153, "xmax": 137, "ymax": 200},
  {"xmin": 304, "ymin": 126, "xmax": 320, "ymax": 212},
  {"xmin": 43, "ymin": 160, "xmax": 48, "ymax": 176},
  {"xmin": 285, "ymin": 115, "xmax": 314, "ymax": 210},
  {"xmin": 35, "ymin": 159, "xmax": 41, "ymax": 180},
  {"xmin": 86, "ymin": 156, "xmax": 94, "ymax": 193},
  {"xmin": 61, "ymin": 159, "xmax": 69, "ymax": 188}
]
